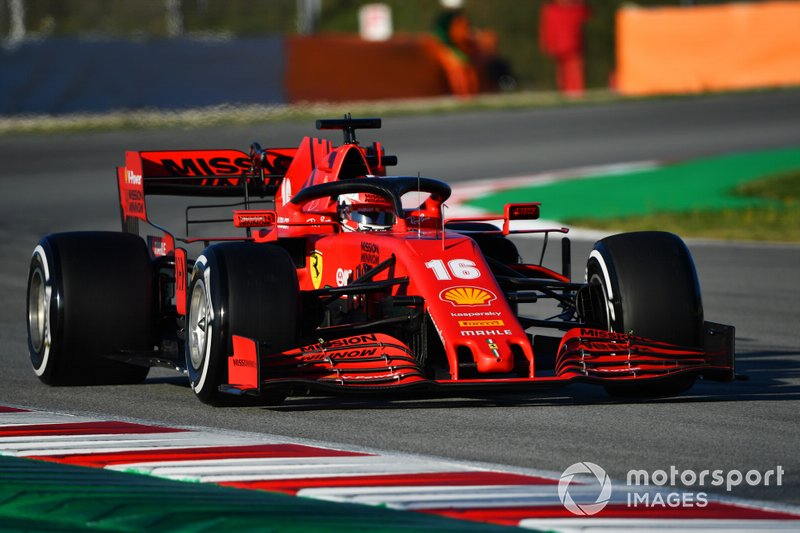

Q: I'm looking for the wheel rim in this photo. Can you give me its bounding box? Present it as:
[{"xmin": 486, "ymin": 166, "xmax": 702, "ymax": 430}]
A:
[
  {"xmin": 28, "ymin": 267, "xmax": 47, "ymax": 353},
  {"xmin": 588, "ymin": 270, "xmax": 613, "ymax": 332},
  {"xmin": 188, "ymin": 280, "xmax": 210, "ymax": 370}
]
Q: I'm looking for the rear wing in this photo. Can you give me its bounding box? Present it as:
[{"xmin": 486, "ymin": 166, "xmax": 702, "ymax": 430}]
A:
[
  {"xmin": 121, "ymin": 149, "xmax": 295, "ymax": 196},
  {"xmin": 118, "ymin": 148, "xmax": 296, "ymax": 227}
]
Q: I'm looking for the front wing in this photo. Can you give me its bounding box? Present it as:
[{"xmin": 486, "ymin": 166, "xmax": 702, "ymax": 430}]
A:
[{"xmin": 221, "ymin": 324, "xmax": 735, "ymax": 397}]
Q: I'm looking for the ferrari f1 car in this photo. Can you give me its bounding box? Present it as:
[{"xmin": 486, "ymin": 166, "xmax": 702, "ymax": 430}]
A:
[{"xmin": 26, "ymin": 117, "xmax": 735, "ymax": 405}]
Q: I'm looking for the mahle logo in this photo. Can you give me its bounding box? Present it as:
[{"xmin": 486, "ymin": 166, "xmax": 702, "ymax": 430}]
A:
[{"xmin": 558, "ymin": 462, "xmax": 613, "ymax": 516}]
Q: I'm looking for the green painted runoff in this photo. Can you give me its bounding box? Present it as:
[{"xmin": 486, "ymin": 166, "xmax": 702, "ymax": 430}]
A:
[{"xmin": 467, "ymin": 148, "xmax": 800, "ymax": 221}]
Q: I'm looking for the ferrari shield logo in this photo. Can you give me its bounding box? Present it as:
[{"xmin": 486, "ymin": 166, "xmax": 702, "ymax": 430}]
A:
[{"xmin": 310, "ymin": 250, "xmax": 323, "ymax": 289}]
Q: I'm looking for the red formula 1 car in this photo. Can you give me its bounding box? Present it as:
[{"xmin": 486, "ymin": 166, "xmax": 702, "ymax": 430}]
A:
[{"xmin": 26, "ymin": 117, "xmax": 735, "ymax": 405}]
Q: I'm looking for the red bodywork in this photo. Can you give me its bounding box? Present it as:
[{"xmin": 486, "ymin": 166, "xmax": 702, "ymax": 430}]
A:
[{"xmin": 116, "ymin": 118, "xmax": 735, "ymax": 398}]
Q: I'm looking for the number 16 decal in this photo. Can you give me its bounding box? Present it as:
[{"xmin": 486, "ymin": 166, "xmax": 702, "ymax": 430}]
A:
[{"xmin": 425, "ymin": 259, "xmax": 481, "ymax": 280}]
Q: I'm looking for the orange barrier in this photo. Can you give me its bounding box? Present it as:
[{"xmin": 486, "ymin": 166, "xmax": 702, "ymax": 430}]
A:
[
  {"xmin": 616, "ymin": 1, "xmax": 800, "ymax": 95},
  {"xmin": 285, "ymin": 35, "xmax": 451, "ymax": 102}
]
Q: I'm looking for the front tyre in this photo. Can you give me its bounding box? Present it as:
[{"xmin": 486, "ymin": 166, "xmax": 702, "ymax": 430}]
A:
[
  {"xmin": 186, "ymin": 243, "xmax": 300, "ymax": 406},
  {"xmin": 585, "ymin": 231, "xmax": 703, "ymax": 396},
  {"xmin": 27, "ymin": 232, "xmax": 153, "ymax": 385}
]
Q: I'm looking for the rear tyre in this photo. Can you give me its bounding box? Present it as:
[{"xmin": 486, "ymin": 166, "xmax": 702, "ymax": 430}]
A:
[
  {"xmin": 186, "ymin": 243, "xmax": 300, "ymax": 406},
  {"xmin": 27, "ymin": 232, "xmax": 153, "ymax": 385},
  {"xmin": 585, "ymin": 231, "xmax": 703, "ymax": 397}
]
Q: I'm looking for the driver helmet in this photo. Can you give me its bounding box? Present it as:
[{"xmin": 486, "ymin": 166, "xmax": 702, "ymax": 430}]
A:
[{"xmin": 337, "ymin": 192, "xmax": 395, "ymax": 231}]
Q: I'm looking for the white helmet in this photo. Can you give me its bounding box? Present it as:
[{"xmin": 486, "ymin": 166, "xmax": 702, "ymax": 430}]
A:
[{"xmin": 337, "ymin": 192, "xmax": 395, "ymax": 231}]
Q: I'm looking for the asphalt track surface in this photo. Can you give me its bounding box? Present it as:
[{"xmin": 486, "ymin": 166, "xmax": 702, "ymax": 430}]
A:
[{"xmin": 1, "ymin": 90, "xmax": 799, "ymax": 507}]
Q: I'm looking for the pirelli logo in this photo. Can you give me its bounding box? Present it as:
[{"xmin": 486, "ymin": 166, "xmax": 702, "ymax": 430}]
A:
[{"xmin": 458, "ymin": 320, "xmax": 505, "ymax": 327}]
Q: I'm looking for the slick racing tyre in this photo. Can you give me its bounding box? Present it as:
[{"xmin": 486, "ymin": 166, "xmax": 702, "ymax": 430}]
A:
[
  {"xmin": 448, "ymin": 222, "xmax": 520, "ymax": 265},
  {"xmin": 186, "ymin": 243, "xmax": 300, "ymax": 406},
  {"xmin": 27, "ymin": 232, "xmax": 153, "ymax": 385},
  {"xmin": 585, "ymin": 231, "xmax": 703, "ymax": 397}
]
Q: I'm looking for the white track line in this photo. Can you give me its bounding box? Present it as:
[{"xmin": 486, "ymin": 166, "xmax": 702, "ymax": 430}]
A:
[
  {"xmin": 301, "ymin": 484, "xmax": 626, "ymax": 510},
  {"xmin": 518, "ymin": 518, "xmax": 800, "ymax": 532},
  {"xmin": 0, "ymin": 411, "xmax": 97, "ymax": 426},
  {"xmin": 112, "ymin": 455, "xmax": 470, "ymax": 483},
  {"xmin": 0, "ymin": 432, "xmax": 269, "ymax": 456}
]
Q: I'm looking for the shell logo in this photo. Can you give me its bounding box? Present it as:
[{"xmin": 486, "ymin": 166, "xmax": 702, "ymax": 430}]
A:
[{"xmin": 440, "ymin": 286, "xmax": 497, "ymax": 307}]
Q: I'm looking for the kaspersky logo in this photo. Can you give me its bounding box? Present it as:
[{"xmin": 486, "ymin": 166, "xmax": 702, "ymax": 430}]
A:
[
  {"xmin": 439, "ymin": 286, "xmax": 496, "ymax": 306},
  {"xmin": 558, "ymin": 462, "xmax": 613, "ymax": 516}
]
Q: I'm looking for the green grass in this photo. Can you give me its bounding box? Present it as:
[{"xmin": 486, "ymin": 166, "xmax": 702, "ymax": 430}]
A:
[
  {"xmin": 567, "ymin": 170, "xmax": 800, "ymax": 242},
  {"xmin": 0, "ymin": 89, "xmax": 629, "ymax": 136},
  {"xmin": 4, "ymin": 85, "xmax": 798, "ymax": 137},
  {"xmin": 737, "ymin": 169, "xmax": 800, "ymax": 201}
]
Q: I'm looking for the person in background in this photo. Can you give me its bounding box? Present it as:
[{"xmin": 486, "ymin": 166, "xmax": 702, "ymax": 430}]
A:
[
  {"xmin": 433, "ymin": 3, "xmax": 480, "ymax": 96},
  {"xmin": 539, "ymin": 0, "xmax": 591, "ymax": 97},
  {"xmin": 432, "ymin": 0, "xmax": 517, "ymax": 96}
]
